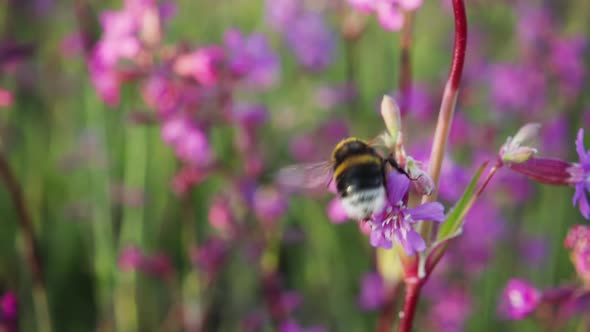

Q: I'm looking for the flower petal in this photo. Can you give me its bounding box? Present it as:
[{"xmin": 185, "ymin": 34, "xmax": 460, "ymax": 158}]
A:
[
  {"xmin": 370, "ymin": 229, "xmax": 392, "ymax": 249},
  {"xmin": 395, "ymin": 229, "xmax": 414, "ymax": 255},
  {"xmin": 575, "ymin": 184, "xmax": 590, "ymax": 219},
  {"xmin": 406, "ymin": 229, "xmax": 426, "ymax": 253},
  {"xmin": 576, "ymin": 128, "xmax": 588, "ymax": 163},
  {"xmin": 406, "ymin": 202, "xmax": 445, "ymax": 222},
  {"xmin": 386, "ymin": 171, "xmax": 410, "ymax": 204}
]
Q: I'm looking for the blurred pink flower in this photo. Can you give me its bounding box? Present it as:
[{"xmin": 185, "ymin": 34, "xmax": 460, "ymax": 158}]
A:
[
  {"xmin": 118, "ymin": 245, "xmax": 173, "ymax": 279},
  {"xmin": 190, "ymin": 237, "xmax": 229, "ymax": 280},
  {"xmin": 358, "ymin": 272, "xmax": 385, "ymax": 310},
  {"xmin": 174, "ymin": 46, "xmax": 226, "ymax": 86},
  {"xmin": 253, "ymin": 186, "xmax": 288, "ymax": 226},
  {"xmin": 347, "ymin": 0, "xmax": 422, "ymax": 31},
  {"xmin": 1, "ymin": 292, "xmax": 17, "ymax": 321},
  {"xmin": 327, "ymin": 198, "xmax": 350, "ymax": 224},
  {"xmin": 428, "ymin": 288, "xmax": 471, "ymax": 332},
  {"xmin": 0, "ymin": 88, "xmax": 13, "ymax": 108},
  {"xmin": 88, "ymin": 56, "xmax": 121, "ymax": 107},
  {"xmin": 499, "ymin": 279, "xmax": 541, "ymax": 320},
  {"xmin": 208, "ymin": 197, "xmax": 235, "ymax": 236}
]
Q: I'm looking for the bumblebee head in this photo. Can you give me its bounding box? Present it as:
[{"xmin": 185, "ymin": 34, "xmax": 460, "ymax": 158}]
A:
[{"xmin": 331, "ymin": 137, "xmax": 373, "ymax": 164}]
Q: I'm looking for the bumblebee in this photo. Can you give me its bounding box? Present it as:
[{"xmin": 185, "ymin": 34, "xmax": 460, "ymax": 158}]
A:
[{"xmin": 277, "ymin": 136, "xmax": 408, "ymax": 220}]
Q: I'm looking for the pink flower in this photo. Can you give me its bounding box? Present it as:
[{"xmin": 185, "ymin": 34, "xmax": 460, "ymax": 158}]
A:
[
  {"xmin": 498, "ymin": 279, "xmax": 541, "ymax": 320},
  {"xmin": 174, "ymin": 46, "xmax": 226, "ymax": 86},
  {"xmin": 0, "ymin": 88, "xmax": 13, "ymax": 108}
]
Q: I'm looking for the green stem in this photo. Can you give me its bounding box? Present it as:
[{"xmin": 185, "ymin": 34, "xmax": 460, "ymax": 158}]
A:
[
  {"xmin": 83, "ymin": 88, "xmax": 116, "ymax": 327},
  {"xmin": 115, "ymin": 122, "xmax": 148, "ymax": 332}
]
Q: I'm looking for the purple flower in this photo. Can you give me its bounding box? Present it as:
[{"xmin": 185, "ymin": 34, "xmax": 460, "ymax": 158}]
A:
[
  {"xmin": 573, "ymin": 129, "xmax": 590, "ymax": 219},
  {"xmin": 489, "ymin": 64, "xmax": 546, "ymax": 115},
  {"xmin": 549, "ymin": 36, "xmax": 586, "ymax": 97},
  {"xmin": 427, "ymin": 288, "xmax": 471, "ymax": 332},
  {"xmin": 224, "ymin": 29, "xmax": 280, "ymax": 89},
  {"xmin": 394, "ymin": 84, "xmax": 435, "ymax": 120},
  {"xmin": 499, "ymin": 279, "xmax": 541, "ymax": 320},
  {"xmin": 542, "ymin": 115, "xmax": 568, "ymax": 158},
  {"xmin": 1, "ymin": 292, "xmax": 17, "ymax": 321},
  {"xmin": 368, "ymin": 171, "xmax": 445, "ymax": 254},
  {"xmin": 452, "ymin": 200, "xmax": 504, "ymax": 275},
  {"xmin": 118, "ymin": 245, "xmax": 172, "ymax": 279},
  {"xmin": 265, "ymin": 0, "xmax": 301, "ymax": 33},
  {"xmin": 285, "ymin": 13, "xmax": 335, "ymax": 71},
  {"xmin": 358, "ymin": 272, "xmax": 385, "ymax": 310},
  {"xmin": 190, "ymin": 237, "xmax": 229, "ymax": 280},
  {"xmin": 280, "ymin": 320, "xmax": 326, "ymax": 332}
]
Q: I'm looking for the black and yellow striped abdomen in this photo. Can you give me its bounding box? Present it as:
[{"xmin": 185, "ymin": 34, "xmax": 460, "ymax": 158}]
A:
[{"xmin": 331, "ymin": 138, "xmax": 385, "ymax": 198}]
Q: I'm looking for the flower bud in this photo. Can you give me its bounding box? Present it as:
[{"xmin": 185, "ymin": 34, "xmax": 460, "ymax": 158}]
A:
[
  {"xmin": 380, "ymin": 95, "xmax": 402, "ymax": 147},
  {"xmin": 499, "ymin": 123, "xmax": 540, "ymax": 164},
  {"xmin": 405, "ymin": 156, "xmax": 434, "ymax": 195}
]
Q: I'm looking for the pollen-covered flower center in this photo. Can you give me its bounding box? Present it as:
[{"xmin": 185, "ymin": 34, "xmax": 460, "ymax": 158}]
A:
[{"xmin": 378, "ymin": 201, "xmax": 412, "ymax": 232}]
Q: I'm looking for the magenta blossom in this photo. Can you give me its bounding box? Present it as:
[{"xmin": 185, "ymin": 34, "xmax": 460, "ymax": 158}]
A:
[
  {"xmin": 347, "ymin": 0, "xmax": 423, "ymax": 31},
  {"xmin": 358, "ymin": 272, "xmax": 385, "ymax": 310},
  {"xmin": 573, "ymin": 129, "xmax": 590, "ymax": 219},
  {"xmin": 368, "ymin": 171, "xmax": 444, "ymax": 254},
  {"xmin": 499, "ymin": 279, "xmax": 541, "ymax": 320}
]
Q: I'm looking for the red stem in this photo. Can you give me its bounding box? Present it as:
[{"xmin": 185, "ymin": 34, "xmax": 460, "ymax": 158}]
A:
[
  {"xmin": 420, "ymin": 0, "xmax": 467, "ymax": 243},
  {"xmin": 448, "ymin": 0, "xmax": 467, "ymax": 90},
  {"xmin": 397, "ymin": 279, "xmax": 423, "ymax": 332}
]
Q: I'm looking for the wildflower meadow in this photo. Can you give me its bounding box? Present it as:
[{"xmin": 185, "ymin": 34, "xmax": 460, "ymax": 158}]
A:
[{"xmin": 1, "ymin": 0, "xmax": 590, "ymax": 331}]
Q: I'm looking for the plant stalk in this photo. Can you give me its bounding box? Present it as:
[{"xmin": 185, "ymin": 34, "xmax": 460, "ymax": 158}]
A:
[
  {"xmin": 0, "ymin": 154, "xmax": 52, "ymax": 332},
  {"xmin": 420, "ymin": 0, "xmax": 467, "ymax": 242}
]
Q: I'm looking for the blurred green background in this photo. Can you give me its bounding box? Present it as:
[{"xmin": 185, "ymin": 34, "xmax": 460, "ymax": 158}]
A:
[{"xmin": 0, "ymin": 0, "xmax": 589, "ymax": 331}]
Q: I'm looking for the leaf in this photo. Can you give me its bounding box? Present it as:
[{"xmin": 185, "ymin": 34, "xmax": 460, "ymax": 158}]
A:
[{"xmin": 436, "ymin": 161, "xmax": 488, "ymax": 242}]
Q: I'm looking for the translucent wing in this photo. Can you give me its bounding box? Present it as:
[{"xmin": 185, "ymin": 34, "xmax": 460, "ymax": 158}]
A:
[
  {"xmin": 275, "ymin": 161, "xmax": 333, "ymax": 191},
  {"xmin": 367, "ymin": 131, "xmax": 394, "ymax": 151}
]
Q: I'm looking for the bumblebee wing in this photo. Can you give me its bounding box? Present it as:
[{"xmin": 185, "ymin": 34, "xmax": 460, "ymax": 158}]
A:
[
  {"xmin": 367, "ymin": 131, "xmax": 394, "ymax": 150},
  {"xmin": 275, "ymin": 161, "xmax": 333, "ymax": 191}
]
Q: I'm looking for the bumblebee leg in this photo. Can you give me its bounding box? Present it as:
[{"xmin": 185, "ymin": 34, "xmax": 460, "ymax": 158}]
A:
[{"xmin": 385, "ymin": 155, "xmax": 411, "ymax": 178}]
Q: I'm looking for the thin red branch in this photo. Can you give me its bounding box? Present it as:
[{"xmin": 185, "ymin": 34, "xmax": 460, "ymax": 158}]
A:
[
  {"xmin": 449, "ymin": 0, "xmax": 467, "ymax": 90},
  {"xmin": 420, "ymin": 0, "xmax": 467, "ymax": 244}
]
